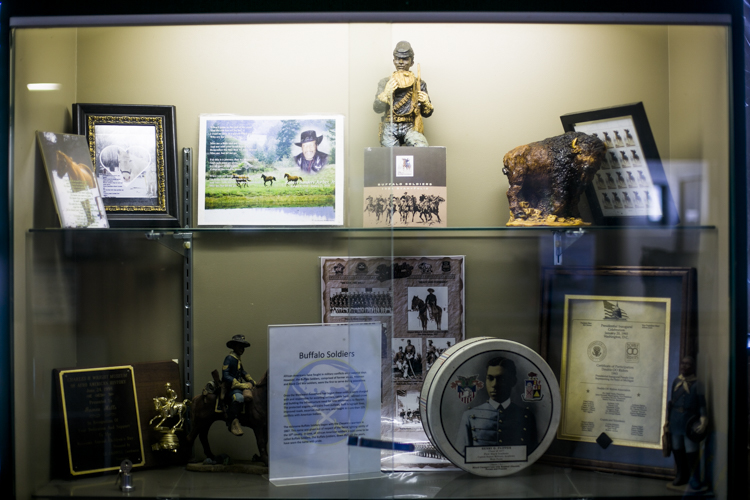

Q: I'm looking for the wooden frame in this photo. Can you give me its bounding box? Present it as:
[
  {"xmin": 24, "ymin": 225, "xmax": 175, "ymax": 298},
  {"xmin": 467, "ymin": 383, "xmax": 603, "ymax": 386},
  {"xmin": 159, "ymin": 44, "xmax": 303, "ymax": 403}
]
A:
[
  {"xmin": 540, "ymin": 266, "xmax": 697, "ymax": 478},
  {"xmin": 561, "ymin": 102, "xmax": 679, "ymax": 226},
  {"xmin": 73, "ymin": 104, "xmax": 180, "ymax": 228}
]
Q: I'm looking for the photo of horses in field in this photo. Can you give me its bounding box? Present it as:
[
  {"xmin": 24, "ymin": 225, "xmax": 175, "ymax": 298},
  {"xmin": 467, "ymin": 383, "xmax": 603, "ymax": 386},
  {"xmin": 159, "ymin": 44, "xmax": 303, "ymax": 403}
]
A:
[{"xmin": 198, "ymin": 115, "xmax": 344, "ymax": 226}]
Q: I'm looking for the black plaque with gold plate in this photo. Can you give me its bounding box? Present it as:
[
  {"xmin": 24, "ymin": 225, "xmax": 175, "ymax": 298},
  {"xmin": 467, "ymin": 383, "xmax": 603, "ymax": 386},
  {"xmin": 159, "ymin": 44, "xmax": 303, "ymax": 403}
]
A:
[
  {"xmin": 53, "ymin": 361, "xmax": 188, "ymax": 477},
  {"xmin": 56, "ymin": 366, "xmax": 144, "ymax": 476}
]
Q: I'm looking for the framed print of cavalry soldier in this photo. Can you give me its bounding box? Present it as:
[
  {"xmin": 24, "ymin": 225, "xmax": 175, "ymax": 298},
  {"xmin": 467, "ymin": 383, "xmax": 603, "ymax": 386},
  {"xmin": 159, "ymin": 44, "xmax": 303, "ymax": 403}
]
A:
[{"xmin": 373, "ymin": 41, "xmax": 434, "ymax": 147}]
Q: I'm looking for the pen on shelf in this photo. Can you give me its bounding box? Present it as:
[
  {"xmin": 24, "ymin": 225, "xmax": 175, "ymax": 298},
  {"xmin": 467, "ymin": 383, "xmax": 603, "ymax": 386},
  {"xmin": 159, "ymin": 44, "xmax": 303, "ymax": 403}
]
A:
[{"xmin": 347, "ymin": 436, "xmax": 415, "ymax": 452}]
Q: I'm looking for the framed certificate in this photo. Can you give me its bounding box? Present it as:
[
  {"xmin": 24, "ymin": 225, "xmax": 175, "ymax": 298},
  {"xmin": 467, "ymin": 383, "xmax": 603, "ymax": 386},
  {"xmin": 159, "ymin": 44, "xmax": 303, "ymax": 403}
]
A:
[{"xmin": 540, "ymin": 266, "xmax": 696, "ymax": 478}]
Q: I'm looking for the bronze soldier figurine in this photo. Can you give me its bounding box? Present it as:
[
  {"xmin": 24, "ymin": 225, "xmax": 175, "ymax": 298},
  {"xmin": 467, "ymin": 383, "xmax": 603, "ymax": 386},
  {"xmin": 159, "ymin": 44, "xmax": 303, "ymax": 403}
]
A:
[
  {"xmin": 223, "ymin": 334, "xmax": 256, "ymax": 436},
  {"xmin": 373, "ymin": 41, "xmax": 434, "ymax": 147},
  {"xmin": 663, "ymin": 356, "xmax": 708, "ymax": 490}
]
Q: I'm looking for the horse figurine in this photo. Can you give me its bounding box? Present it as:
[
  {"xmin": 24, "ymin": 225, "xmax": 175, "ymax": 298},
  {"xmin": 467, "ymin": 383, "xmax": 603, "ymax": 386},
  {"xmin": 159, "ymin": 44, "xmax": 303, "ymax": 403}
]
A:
[
  {"xmin": 149, "ymin": 384, "xmax": 191, "ymax": 432},
  {"xmin": 187, "ymin": 370, "xmax": 268, "ymax": 465}
]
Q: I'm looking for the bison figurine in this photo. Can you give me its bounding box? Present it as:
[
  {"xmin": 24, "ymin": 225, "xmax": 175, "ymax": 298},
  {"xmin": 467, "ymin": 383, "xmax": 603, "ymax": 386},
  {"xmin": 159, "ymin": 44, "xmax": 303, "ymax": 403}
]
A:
[{"xmin": 502, "ymin": 131, "xmax": 606, "ymax": 226}]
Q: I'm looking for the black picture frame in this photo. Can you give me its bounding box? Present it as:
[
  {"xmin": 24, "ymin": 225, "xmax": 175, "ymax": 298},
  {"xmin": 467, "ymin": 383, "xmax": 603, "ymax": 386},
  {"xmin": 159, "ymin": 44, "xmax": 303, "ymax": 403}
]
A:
[
  {"xmin": 539, "ymin": 266, "xmax": 697, "ymax": 479},
  {"xmin": 561, "ymin": 102, "xmax": 679, "ymax": 226},
  {"xmin": 73, "ymin": 104, "xmax": 180, "ymax": 228}
]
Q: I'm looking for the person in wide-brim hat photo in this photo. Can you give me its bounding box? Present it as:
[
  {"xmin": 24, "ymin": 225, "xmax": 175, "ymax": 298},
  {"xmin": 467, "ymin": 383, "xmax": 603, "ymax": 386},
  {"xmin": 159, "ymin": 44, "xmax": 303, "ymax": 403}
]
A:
[{"xmin": 294, "ymin": 129, "xmax": 329, "ymax": 174}]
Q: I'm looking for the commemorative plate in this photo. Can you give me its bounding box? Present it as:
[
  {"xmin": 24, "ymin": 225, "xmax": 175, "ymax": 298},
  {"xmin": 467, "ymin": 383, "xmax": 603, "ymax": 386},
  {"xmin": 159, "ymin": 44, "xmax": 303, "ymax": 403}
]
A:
[{"xmin": 420, "ymin": 337, "xmax": 560, "ymax": 477}]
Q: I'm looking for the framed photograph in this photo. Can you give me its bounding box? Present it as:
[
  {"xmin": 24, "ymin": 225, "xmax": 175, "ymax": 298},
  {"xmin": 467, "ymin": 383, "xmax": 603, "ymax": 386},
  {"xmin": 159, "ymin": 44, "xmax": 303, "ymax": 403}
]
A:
[
  {"xmin": 560, "ymin": 102, "xmax": 678, "ymax": 226},
  {"xmin": 73, "ymin": 104, "xmax": 180, "ymax": 228},
  {"xmin": 540, "ymin": 266, "xmax": 697, "ymax": 478},
  {"xmin": 197, "ymin": 115, "xmax": 344, "ymax": 226}
]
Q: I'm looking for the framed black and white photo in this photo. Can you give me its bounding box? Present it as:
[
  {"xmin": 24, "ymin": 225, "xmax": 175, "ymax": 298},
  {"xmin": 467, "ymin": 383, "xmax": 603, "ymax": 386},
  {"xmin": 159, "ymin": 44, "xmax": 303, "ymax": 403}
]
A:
[
  {"xmin": 540, "ymin": 266, "xmax": 697, "ymax": 478},
  {"xmin": 561, "ymin": 102, "xmax": 679, "ymax": 226},
  {"xmin": 73, "ymin": 104, "xmax": 180, "ymax": 228}
]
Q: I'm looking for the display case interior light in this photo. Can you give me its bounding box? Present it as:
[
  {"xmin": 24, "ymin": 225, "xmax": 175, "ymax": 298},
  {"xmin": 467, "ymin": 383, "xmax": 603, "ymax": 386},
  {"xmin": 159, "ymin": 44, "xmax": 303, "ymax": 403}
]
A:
[{"xmin": 27, "ymin": 83, "xmax": 61, "ymax": 91}]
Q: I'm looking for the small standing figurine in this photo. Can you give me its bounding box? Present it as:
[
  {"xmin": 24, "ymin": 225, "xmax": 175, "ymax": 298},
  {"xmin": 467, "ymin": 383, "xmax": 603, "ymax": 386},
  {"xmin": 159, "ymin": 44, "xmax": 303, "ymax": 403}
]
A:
[
  {"xmin": 663, "ymin": 356, "xmax": 708, "ymax": 490},
  {"xmin": 373, "ymin": 41, "xmax": 434, "ymax": 147},
  {"xmin": 223, "ymin": 334, "xmax": 256, "ymax": 436}
]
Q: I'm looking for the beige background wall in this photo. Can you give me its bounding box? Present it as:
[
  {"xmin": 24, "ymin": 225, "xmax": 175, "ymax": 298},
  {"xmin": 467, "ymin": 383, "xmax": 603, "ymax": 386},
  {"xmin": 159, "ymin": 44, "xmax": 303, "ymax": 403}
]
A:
[
  {"xmin": 12, "ymin": 23, "xmax": 730, "ymax": 499},
  {"xmin": 667, "ymin": 26, "xmax": 730, "ymax": 497}
]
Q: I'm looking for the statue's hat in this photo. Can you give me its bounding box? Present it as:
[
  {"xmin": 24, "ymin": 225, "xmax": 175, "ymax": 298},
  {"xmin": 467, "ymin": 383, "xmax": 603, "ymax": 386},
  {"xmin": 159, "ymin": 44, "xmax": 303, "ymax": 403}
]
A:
[
  {"xmin": 227, "ymin": 334, "xmax": 251, "ymax": 349},
  {"xmin": 393, "ymin": 41, "xmax": 414, "ymax": 58}
]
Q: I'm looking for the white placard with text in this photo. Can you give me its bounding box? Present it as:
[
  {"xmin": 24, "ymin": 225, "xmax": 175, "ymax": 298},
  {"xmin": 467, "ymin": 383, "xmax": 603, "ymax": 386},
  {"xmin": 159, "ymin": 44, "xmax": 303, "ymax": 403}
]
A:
[{"xmin": 268, "ymin": 323, "xmax": 382, "ymax": 485}]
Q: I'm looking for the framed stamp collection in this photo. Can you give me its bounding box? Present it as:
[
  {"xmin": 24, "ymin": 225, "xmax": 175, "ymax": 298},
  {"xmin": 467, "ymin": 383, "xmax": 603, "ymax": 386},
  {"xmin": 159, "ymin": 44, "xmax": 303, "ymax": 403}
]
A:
[{"xmin": 560, "ymin": 102, "xmax": 679, "ymax": 226}]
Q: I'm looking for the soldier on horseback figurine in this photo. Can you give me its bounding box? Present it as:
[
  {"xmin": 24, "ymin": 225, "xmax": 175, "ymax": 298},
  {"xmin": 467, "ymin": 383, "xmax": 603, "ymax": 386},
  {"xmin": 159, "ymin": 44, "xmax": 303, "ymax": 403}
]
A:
[{"xmin": 223, "ymin": 334, "xmax": 256, "ymax": 436}]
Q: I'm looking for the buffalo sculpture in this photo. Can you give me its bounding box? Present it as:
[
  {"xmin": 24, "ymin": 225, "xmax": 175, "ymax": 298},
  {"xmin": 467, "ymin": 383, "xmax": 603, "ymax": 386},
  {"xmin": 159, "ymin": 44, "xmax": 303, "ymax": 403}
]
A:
[{"xmin": 502, "ymin": 131, "xmax": 605, "ymax": 226}]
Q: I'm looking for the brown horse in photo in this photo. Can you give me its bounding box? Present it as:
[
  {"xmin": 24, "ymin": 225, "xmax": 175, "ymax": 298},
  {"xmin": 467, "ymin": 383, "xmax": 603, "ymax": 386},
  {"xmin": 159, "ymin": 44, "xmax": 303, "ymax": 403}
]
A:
[
  {"xmin": 187, "ymin": 370, "xmax": 268, "ymax": 464},
  {"xmin": 55, "ymin": 151, "xmax": 96, "ymax": 190}
]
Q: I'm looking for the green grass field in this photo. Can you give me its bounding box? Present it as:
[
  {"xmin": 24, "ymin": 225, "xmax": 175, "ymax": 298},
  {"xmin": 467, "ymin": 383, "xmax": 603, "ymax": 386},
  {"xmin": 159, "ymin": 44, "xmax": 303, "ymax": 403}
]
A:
[{"xmin": 204, "ymin": 165, "xmax": 336, "ymax": 210}]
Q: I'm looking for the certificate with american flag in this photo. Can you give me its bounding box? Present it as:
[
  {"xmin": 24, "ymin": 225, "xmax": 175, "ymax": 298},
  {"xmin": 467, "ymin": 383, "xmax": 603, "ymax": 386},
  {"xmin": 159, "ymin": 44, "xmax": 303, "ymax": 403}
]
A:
[{"xmin": 558, "ymin": 295, "xmax": 670, "ymax": 449}]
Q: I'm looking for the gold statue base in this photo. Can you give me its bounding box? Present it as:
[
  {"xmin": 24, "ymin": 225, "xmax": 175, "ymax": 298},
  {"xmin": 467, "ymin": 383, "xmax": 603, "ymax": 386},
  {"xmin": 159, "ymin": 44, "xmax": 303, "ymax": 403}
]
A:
[
  {"xmin": 506, "ymin": 209, "xmax": 591, "ymax": 227},
  {"xmin": 152, "ymin": 428, "xmax": 180, "ymax": 452}
]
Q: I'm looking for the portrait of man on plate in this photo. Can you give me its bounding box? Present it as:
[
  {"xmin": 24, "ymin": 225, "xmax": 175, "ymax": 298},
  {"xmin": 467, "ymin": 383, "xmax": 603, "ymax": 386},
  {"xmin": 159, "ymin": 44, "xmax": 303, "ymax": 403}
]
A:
[{"xmin": 455, "ymin": 357, "xmax": 537, "ymax": 455}]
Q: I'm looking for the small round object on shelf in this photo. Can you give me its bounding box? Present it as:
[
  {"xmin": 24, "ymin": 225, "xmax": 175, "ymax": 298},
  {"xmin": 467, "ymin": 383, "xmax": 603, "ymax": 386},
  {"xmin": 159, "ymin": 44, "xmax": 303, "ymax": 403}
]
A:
[{"xmin": 420, "ymin": 337, "xmax": 561, "ymax": 477}]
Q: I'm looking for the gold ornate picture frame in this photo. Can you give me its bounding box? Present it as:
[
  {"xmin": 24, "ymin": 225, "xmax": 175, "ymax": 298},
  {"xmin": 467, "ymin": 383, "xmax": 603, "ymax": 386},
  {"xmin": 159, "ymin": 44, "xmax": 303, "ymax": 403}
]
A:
[{"xmin": 73, "ymin": 104, "xmax": 180, "ymax": 227}]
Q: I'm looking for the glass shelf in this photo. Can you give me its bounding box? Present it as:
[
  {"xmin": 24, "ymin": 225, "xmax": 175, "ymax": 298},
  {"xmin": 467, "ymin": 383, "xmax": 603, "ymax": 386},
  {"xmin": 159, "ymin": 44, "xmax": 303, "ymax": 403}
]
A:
[
  {"xmin": 28, "ymin": 225, "xmax": 718, "ymax": 234},
  {"xmin": 32, "ymin": 464, "xmax": 687, "ymax": 499}
]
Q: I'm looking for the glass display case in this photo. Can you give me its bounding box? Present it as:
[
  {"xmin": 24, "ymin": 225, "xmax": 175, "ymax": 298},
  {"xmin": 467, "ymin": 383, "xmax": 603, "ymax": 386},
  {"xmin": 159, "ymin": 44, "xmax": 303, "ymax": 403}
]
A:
[{"xmin": 6, "ymin": 8, "xmax": 747, "ymax": 500}]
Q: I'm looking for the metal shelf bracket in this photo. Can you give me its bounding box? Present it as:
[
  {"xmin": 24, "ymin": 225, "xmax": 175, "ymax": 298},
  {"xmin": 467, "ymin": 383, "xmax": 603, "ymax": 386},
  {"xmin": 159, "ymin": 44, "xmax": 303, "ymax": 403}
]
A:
[
  {"xmin": 143, "ymin": 230, "xmax": 192, "ymax": 257},
  {"xmin": 553, "ymin": 228, "xmax": 586, "ymax": 265}
]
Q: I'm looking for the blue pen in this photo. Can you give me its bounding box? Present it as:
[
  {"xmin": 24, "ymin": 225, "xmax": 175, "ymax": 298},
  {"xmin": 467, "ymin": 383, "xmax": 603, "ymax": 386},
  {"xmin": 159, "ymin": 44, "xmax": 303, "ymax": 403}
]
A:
[{"xmin": 347, "ymin": 436, "xmax": 415, "ymax": 452}]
